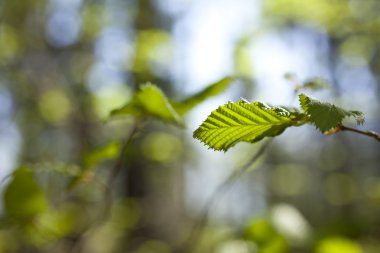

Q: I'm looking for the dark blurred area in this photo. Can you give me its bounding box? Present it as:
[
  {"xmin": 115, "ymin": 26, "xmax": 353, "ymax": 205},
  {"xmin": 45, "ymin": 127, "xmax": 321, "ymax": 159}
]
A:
[{"xmin": 0, "ymin": 0, "xmax": 380, "ymax": 252}]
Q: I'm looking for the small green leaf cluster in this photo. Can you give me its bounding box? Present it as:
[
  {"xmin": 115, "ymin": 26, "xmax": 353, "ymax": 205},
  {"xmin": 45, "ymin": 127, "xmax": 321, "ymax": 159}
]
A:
[
  {"xmin": 193, "ymin": 94, "xmax": 365, "ymax": 151},
  {"xmin": 110, "ymin": 77, "xmax": 234, "ymax": 124},
  {"xmin": 284, "ymin": 73, "xmax": 330, "ymax": 92},
  {"xmin": 299, "ymin": 94, "xmax": 364, "ymax": 132}
]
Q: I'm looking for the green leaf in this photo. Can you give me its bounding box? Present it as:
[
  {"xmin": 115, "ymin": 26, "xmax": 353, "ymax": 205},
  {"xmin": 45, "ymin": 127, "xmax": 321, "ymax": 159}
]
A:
[
  {"xmin": 193, "ymin": 100, "xmax": 299, "ymax": 151},
  {"xmin": 171, "ymin": 77, "xmax": 234, "ymax": 115},
  {"xmin": 299, "ymin": 94, "xmax": 365, "ymax": 132},
  {"xmin": 110, "ymin": 83, "xmax": 181, "ymax": 124},
  {"xmin": 302, "ymin": 78, "xmax": 330, "ymax": 91},
  {"xmin": 3, "ymin": 168, "xmax": 48, "ymax": 221},
  {"xmin": 67, "ymin": 142, "xmax": 121, "ymax": 189},
  {"xmin": 84, "ymin": 141, "xmax": 120, "ymax": 168}
]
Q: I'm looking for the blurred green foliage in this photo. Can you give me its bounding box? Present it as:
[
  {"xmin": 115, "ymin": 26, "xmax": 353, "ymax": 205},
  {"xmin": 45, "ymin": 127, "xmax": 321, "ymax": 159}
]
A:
[
  {"xmin": 4, "ymin": 169, "xmax": 47, "ymax": 221},
  {"xmin": 111, "ymin": 83, "xmax": 182, "ymax": 124},
  {"xmin": 0, "ymin": 0, "xmax": 379, "ymax": 252}
]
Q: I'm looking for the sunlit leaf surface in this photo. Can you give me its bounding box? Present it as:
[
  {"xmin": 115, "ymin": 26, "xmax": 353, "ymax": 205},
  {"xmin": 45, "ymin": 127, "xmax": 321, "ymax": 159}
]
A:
[{"xmin": 193, "ymin": 100, "xmax": 299, "ymax": 151}]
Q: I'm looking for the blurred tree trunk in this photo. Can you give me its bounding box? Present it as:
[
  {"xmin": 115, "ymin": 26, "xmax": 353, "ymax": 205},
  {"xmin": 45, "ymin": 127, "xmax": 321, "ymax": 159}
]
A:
[{"xmin": 121, "ymin": 0, "xmax": 185, "ymax": 250}]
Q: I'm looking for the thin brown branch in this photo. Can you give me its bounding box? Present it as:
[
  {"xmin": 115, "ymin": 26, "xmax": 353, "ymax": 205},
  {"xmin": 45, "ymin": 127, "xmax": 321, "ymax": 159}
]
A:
[
  {"xmin": 339, "ymin": 124, "xmax": 380, "ymax": 142},
  {"xmin": 178, "ymin": 139, "xmax": 272, "ymax": 253}
]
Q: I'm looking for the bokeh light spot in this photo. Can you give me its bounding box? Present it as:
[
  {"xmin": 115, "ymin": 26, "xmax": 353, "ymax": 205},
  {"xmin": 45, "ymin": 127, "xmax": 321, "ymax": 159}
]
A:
[
  {"xmin": 324, "ymin": 173, "xmax": 358, "ymax": 206},
  {"xmin": 316, "ymin": 237, "xmax": 362, "ymax": 253},
  {"xmin": 271, "ymin": 164, "xmax": 311, "ymax": 196},
  {"xmin": 141, "ymin": 132, "xmax": 182, "ymax": 163},
  {"xmin": 38, "ymin": 88, "xmax": 71, "ymax": 124}
]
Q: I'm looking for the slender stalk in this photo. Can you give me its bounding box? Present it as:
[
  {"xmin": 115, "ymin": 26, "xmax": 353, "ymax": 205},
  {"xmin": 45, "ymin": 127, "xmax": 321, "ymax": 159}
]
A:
[
  {"xmin": 339, "ymin": 124, "xmax": 380, "ymax": 142},
  {"xmin": 178, "ymin": 139, "xmax": 272, "ymax": 253},
  {"xmin": 103, "ymin": 120, "xmax": 139, "ymax": 215},
  {"xmin": 68, "ymin": 121, "xmax": 139, "ymax": 253}
]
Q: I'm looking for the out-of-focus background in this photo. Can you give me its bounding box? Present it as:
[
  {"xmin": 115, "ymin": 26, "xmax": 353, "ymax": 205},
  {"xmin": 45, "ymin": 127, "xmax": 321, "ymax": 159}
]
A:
[{"xmin": 0, "ymin": 0, "xmax": 380, "ymax": 252}]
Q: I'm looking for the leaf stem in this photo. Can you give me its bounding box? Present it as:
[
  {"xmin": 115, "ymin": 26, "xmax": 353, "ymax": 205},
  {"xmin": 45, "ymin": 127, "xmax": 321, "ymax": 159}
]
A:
[
  {"xmin": 178, "ymin": 139, "xmax": 272, "ymax": 252},
  {"xmin": 339, "ymin": 124, "xmax": 380, "ymax": 142},
  {"xmin": 103, "ymin": 120, "xmax": 139, "ymax": 216}
]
